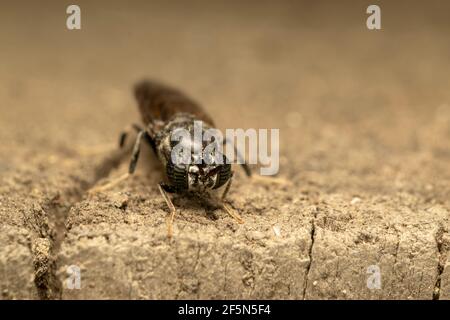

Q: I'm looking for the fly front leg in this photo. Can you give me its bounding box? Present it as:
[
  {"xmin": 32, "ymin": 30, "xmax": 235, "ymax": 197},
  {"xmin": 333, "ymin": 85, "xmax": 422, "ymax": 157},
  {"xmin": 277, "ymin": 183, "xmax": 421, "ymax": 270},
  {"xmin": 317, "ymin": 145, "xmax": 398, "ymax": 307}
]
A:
[
  {"xmin": 158, "ymin": 183, "xmax": 178, "ymax": 238},
  {"xmin": 215, "ymin": 172, "xmax": 244, "ymax": 224},
  {"xmin": 128, "ymin": 130, "xmax": 146, "ymax": 174},
  {"xmin": 221, "ymin": 171, "xmax": 234, "ymax": 201},
  {"xmin": 221, "ymin": 203, "xmax": 244, "ymax": 224},
  {"xmin": 89, "ymin": 130, "xmax": 146, "ymax": 194}
]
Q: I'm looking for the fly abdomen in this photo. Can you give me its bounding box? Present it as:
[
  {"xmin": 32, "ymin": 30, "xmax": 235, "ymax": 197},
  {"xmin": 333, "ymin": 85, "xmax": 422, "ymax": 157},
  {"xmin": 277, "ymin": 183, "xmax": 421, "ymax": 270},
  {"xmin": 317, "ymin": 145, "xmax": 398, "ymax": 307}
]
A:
[{"xmin": 134, "ymin": 80, "xmax": 215, "ymax": 127}]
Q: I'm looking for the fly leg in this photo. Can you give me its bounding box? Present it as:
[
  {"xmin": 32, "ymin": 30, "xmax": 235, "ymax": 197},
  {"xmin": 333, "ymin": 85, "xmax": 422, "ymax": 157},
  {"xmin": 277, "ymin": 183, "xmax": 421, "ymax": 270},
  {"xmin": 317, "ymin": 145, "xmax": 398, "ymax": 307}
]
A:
[
  {"xmin": 221, "ymin": 203, "xmax": 244, "ymax": 224},
  {"xmin": 158, "ymin": 183, "xmax": 178, "ymax": 238},
  {"xmin": 216, "ymin": 172, "xmax": 244, "ymax": 224},
  {"xmin": 221, "ymin": 171, "xmax": 234, "ymax": 201},
  {"xmin": 88, "ymin": 130, "xmax": 147, "ymax": 194}
]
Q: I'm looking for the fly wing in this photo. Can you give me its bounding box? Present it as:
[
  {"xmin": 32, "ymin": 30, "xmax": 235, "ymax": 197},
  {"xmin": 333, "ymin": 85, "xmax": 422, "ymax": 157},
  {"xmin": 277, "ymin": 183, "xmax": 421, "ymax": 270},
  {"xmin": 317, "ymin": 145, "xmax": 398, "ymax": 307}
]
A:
[{"xmin": 134, "ymin": 80, "xmax": 215, "ymax": 127}]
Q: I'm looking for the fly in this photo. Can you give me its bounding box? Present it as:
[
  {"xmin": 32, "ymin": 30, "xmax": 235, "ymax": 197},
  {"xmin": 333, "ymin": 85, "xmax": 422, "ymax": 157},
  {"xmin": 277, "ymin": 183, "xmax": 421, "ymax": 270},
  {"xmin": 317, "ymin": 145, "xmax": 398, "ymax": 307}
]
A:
[{"xmin": 90, "ymin": 80, "xmax": 253, "ymax": 237}]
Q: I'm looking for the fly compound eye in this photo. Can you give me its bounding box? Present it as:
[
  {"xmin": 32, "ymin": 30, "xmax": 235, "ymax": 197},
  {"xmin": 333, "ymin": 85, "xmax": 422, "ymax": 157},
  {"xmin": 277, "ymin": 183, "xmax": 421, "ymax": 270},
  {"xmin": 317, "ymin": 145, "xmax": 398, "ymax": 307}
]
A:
[
  {"xmin": 213, "ymin": 163, "xmax": 232, "ymax": 189},
  {"xmin": 166, "ymin": 163, "xmax": 188, "ymax": 191}
]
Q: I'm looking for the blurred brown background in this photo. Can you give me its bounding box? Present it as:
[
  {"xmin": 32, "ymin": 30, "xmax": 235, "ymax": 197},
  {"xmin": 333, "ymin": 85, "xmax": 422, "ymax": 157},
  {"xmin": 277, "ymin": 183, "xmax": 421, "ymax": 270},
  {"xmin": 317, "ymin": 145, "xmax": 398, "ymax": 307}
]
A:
[{"xmin": 1, "ymin": 0, "xmax": 450, "ymax": 188}]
